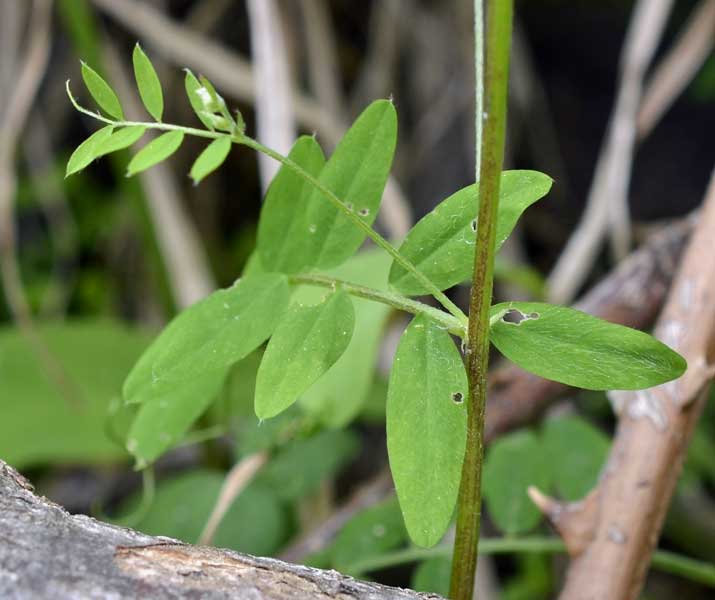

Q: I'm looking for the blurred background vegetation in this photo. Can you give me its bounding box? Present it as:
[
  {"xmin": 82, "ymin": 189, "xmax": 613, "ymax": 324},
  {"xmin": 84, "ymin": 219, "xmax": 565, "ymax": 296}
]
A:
[{"xmin": 1, "ymin": 0, "xmax": 714, "ymax": 598}]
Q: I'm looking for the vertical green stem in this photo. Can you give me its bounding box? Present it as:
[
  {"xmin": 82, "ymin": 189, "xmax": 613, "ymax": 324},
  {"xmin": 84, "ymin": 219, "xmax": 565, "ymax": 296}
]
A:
[
  {"xmin": 449, "ymin": 2, "xmax": 513, "ymax": 599},
  {"xmin": 474, "ymin": 0, "xmax": 484, "ymax": 173}
]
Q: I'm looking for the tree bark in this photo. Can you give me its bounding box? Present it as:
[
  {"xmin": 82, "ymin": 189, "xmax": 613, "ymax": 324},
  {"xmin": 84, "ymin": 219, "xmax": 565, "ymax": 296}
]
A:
[{"xmin": 0, "ymin": 460, "xmax": 440, "ymax": 600}]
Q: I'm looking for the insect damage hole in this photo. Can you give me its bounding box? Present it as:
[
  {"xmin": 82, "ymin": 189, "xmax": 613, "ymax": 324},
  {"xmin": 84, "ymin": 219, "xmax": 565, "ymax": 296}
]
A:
[
  {"xmin": 502, "ymin": 308, "xmax": 540, "ymax": 325},
  {"xmin": 452, "ymin": 391, "xmax": 464, "ymax": 404},
  {"xmin": 470, "ymin": 219, "xmax": 478, "ymax": 232}
]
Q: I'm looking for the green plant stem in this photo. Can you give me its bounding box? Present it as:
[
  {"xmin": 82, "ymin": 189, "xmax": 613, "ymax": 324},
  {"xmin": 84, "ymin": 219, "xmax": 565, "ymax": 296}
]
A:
[
  {"xmin": 240, "ymin": 137, "xmax": 467, "ymax": 325},
  {"xmin": 289, "ymin": 273, "xmax": 466, "ymax": 337},
  {"xmin": 67, "ymin": 80, "xmax": 469, "ymax": 327},
  {"xmin": 450, "ymin": 1, "xmax": 513, "ymax": 599},
  {"xmin": 474, "ymin": 0, "xmax": 484, "ymax": 172},
  {"xmin": 344, "ymin": 538, "xmax": 715, "ymax": 589}
]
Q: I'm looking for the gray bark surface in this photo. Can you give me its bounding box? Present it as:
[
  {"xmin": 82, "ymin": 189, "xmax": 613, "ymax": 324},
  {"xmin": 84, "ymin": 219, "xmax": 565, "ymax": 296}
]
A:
[{"xmin": 0, "ymin": 460, "xmax": 440, "ymax": 600}]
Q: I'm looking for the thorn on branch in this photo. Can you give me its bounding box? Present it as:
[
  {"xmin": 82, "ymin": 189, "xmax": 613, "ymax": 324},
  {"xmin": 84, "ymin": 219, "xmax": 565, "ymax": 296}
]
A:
[{"xmin": 528, "ymin": 486, "xmax": 600, "ymax": 557}]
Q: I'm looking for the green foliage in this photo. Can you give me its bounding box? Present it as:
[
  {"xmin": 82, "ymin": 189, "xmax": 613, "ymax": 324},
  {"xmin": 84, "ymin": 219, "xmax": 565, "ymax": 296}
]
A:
[
  {"xmin": 190, "ymin": 136, "xmax": 232, "ymax": 184},
  {"xmin": 255, "ymin": 430, "xmax": 359, "ymax": 501},
  {"xmin": 387, "ymin": 315, "xmax": 468, "ymax": 548},
  {"xmin": 124, "ymin": 274, "xmax": 289, "ymax": 406},
  {"xmin": 332, "ymin": 497, "xmax": 408, "ymax": 573},
  {"xmin": 132, "ymin": 43, "xmax": 163, "ymax": 122},
  {"xmin": 119, "ymin": 469, "xmax": 285, "ymax": 556},
  {"xmin": 295, "ymin": 250, "xmax": 392, "ymax": 427},
  {"xmin": 258, "ymin": 102, "xmax": 396, "ymax": 273},
  {"xmin": 483, "ymin": 430, "xmax": 551, "ymax": 535},
  {"xmin": 126, "ymin": 372, "xmax": 224, "ymax": 469},
  {"xmin": 255, "ymin": 291, "xmax": 355, "ymax": 419},
  {"xmin": 542, "ymin": 416, "xmax": 609, "ymax": 500},
  {"xmin": 257, "ymin": 136, "xmax": 327, "ymax": 272},
  {"xmin": 126, "ymin": 130, "xmax": 184, "ymax": 176},
  {"xmin": 483, "ymin": 417, "xmax": 609, "ymax": 534},
  {"xmin": 81, "ymin": 61, "xmax": 123, "ymax": 119},
  {"xmin": 389, "ymin": 171, "xmax": 552, "ymax": 294},
  {"xmin": 184, "ymin": 69, "xmax": 216, "ymax": 130},
  {"xmin": 0, "ymin": 321, "xmax": 149, "ymax": 468},
  {"xmin": 64, "ymin": 48, "xmax": 689, "ymax": 553},
  {"xmin": 489, "ymin": 302, "xmax": 687, "ymax": 390},
  {"xmin": 411, "ymin": 556, "xmax": 452, "ymax": 597},
  {"xmin": 96, "ymin": 126, "xmax": 146, "ymax": 157},
  {"xmin": 65, "ymin": 125, "xmax": 114, "ymax": 177}
]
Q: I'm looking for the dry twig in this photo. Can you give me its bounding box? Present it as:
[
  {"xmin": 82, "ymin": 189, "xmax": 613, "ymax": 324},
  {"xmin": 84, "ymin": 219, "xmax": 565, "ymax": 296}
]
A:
[
  {"xmin": 548, "ymin": 0, "xmax": 675, "ymax": 303},
  {"xmin": 198, "ymin": 452, "xmax": 268, "ymax": 546},
  {"xmin": 545, "ymin": 170, "xmax": 715, "ymax": 599},
  {"xmin": 246, "ymin": 0, "xmax": 296, "ymax": 191},
  {"xmin": 637, "ymin": 0, "xmax": 715, "ymax": 139}
]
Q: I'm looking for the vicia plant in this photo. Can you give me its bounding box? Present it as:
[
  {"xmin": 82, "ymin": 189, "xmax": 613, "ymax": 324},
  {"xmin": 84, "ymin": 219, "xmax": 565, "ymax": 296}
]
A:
[{"xmin": 66, "ymin": 44, "xmax": 686, "ymax": 556}]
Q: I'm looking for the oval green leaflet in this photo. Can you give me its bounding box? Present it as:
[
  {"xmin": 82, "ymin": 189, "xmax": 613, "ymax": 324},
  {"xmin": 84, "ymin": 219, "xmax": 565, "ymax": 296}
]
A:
[
  {"xmin": 132, "ymin": 43, "xmax": 164, "ymax": 122},
  {"xmin": 254, "ymin": 291, "xmax": 355, "ymax": 419},
  {"xmin": 489, "ymin": 302, "xmax": 687, "ymax": 390},
  {"xmin": 386, "ymin": 314, "xmax": 467, "ymax": 547},
  {"xmin": 390, "ymin": 171, "xmax": 553, "ymax": 294}
]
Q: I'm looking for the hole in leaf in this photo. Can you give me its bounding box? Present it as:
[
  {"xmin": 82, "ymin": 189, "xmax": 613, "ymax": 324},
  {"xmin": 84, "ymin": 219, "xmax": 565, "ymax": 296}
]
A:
[
  {"xmin": 471, "ymin": 219, "xmax": 477, "ymax": 232},
  {"xmin": 358, "ymin": 208, "xmax": 370, "ymax": 217},
  {"xmin": 452, "ymin": 392, "xmax": 464, "ymax": 404},
  {"xmin": 502, "ymin": 309, "xmax": 540, "ymax": 325}
]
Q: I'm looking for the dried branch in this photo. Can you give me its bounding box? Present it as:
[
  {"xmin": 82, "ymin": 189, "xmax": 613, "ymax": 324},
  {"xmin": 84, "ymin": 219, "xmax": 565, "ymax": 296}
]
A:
[
  {"xmin": 246, "ymin": 0, "xmax": 297, "ymax": 191},
  {"xmin": 298, "ymin": 0, "xmax": 346, "ymax": 124},
  {"xmin": 547, "ymin": 0, "xmax": 675, "ymax": 303},
  {"xmin": 553, "ymin": 168, "xmax": 715, "ymax": 600},
  {"xmin": 637, "ymin": 0, "xmax": 715, "ymax": 139},
  {"xmin": 0, "ymin": 460, "xmax": 440, "ymax": 600},
  {"xmin": 198, "ymin": 452, "xmax": 267, "ymax": 546}
]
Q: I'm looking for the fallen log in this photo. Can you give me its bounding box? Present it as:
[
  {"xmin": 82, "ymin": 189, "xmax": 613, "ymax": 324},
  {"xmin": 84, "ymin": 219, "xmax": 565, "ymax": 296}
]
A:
[{"xmin": 0, "ymin": 460, "xmax": 439, "ymax": 600}]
